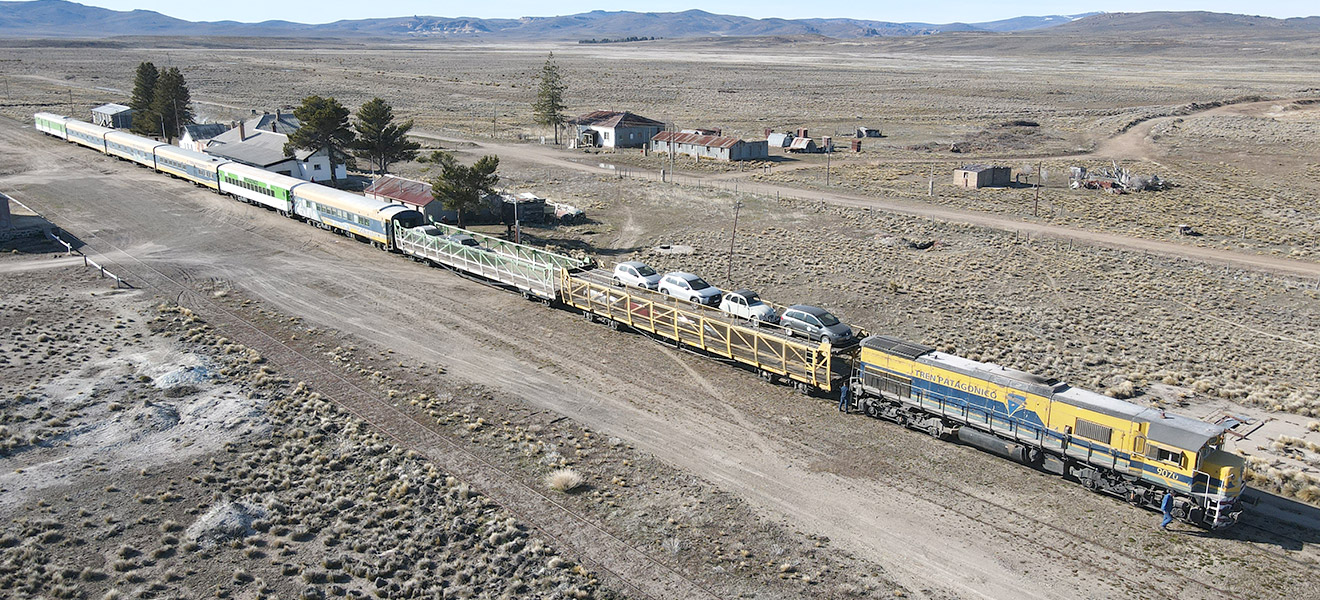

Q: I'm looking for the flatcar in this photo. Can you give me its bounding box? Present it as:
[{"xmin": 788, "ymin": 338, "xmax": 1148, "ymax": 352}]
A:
[
  {"xmin": 852, "ymin": 335, "xmax": 1244, "ymax": 528},
  {"xmin": 30, "ymin": 112, "xmax": 1248, "ymax": 529}
]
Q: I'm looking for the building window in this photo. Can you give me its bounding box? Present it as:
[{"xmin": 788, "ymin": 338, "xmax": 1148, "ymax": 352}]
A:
[
  {"xmin": 313, "ymin": 164, "xmax": 322, "ymax": 171},
  {"xmin": 603, "ymin": 131, "xmax": 610, "ymax": 140}
]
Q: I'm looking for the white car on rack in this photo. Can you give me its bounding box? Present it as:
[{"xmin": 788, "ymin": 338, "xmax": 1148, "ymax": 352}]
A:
[
  {"xmin": 719, "ymin": 290, "xmax": 778, "ymax": 324},
  {"xmin": 612, "ymin": 261, "xmax": 662, "ymax": 290},
  {"xmin": 658, "ymin": 272, "xmax": 723, "ymax": 306}
]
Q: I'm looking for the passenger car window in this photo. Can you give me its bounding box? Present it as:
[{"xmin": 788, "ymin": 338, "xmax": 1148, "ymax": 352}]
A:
[{"xmin": 804, "ymin": 315, "xmax": 822, "ymax": 327}]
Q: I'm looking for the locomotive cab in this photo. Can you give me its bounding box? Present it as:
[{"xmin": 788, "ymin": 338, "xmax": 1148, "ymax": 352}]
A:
[{"xmin": 1198, "ymin": 446, "xmax": 1246, "ymax": 528}]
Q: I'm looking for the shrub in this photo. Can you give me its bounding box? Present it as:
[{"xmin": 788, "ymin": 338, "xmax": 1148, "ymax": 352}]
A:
[{"xmin": 545, "ymin": 469, "xmax": 584, "ymax": 493}]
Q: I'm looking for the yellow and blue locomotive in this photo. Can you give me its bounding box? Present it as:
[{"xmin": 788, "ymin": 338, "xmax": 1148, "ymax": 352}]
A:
[{"xmin": 852, "ymin": 336, "xmax": 1244, "ymax": 529}]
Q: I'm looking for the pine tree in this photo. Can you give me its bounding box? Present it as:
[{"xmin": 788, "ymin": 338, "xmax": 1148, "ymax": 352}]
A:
[
  {"xmin": 285, "ymin": 96, "xmax": 355, "ymax": 186},
  {"xmin": 128, "ymin": 62, "xmax": 159, "ymax": 137},
  {"xmin": 427, "ymin": 150, "xmax": 500, "ymax": 228},
  {"xmin": 532, "ymin": 53, "xmax": 568, "ymax": 144},
  {"xmin": 351, "ymin": 98, "xmax": 420, "ymax": 175},
  {"xmin": 150, "ymin": 67, "xmax": 194, "ymax": 143}
]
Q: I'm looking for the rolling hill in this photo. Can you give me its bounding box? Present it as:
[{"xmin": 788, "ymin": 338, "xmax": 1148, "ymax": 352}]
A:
[{"xmin": 0, "ymin": 1, "xmax": 1100, "ymax": 39}]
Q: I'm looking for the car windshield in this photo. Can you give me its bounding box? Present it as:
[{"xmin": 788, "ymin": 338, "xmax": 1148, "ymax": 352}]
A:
[
  {"xmin": 817, "ymin": 311, "xmax": 840, "ymax": 326},
  {"xmin": 744, "ymin": 293, "xmax": 762, "ymax": 304},
  {"xmin": 635, "ymin": 265, "xmax": 657, "ymax": 277},
  {"xmin": 689, "ymin": 277, "xmax": 711, "ymax": 290}
]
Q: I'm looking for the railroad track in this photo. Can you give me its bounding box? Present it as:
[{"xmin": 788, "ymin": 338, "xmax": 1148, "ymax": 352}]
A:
[{"xmin": 22, "ymin": 204, "xmax": 721, "ymax": 600}]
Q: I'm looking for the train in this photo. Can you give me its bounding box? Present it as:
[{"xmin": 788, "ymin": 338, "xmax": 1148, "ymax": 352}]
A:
[{"xmin": 32, "ymin": 112, "xmax": 1247, "ymax": 529}]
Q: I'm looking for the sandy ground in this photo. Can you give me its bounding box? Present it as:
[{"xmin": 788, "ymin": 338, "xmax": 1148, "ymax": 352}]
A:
[{"xmin": 3, "ymin": 116, "xmax": 1319, "ymax": 600}]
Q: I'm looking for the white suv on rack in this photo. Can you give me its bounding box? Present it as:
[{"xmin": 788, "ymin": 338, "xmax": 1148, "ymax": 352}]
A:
[{"xmin": 658, "ymin": 272, "xmax": 722, "ymax": 306}]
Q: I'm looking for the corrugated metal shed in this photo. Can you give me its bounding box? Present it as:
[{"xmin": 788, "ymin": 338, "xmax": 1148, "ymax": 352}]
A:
[
  {"xmin": 788, "ymin": 137, "xmax": 818, "ymax": 152},
  {"xmin": 767, "ymin": 132, "xmax": 793, "ymax": 147},
  {"xmin": 364, "ymin": 175, "xmax": 435, "ymax": 207},
  {"xmin": 92, "ymin": 103, "xmax": 131, "ymax": 116},
  {"xmin": 652, "ymin": 130, "xmax": 741, "ymax": 149}
]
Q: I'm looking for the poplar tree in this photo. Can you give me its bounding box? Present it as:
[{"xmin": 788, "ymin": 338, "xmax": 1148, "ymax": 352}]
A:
[
  {"xmin": 150, "ymin": 67, "xmax": 194, "ymax": 142},
  {"xmin": 351, "ymin": 98, "xmax": 420, "ymax": 175},
  {"xmin": 285, "ymin": 95, "xmax": 354, "ymax": 186},
  {"xmin": 128, "ymin": 62, "xmax": 159, "ymax": 136},
  {"xmin": 532, "ymin": 53, "xmax": 567, "ymax": 144}
]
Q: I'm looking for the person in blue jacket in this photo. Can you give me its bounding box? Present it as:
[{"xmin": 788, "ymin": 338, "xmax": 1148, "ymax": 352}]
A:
[
  {"xmin": 837, "ymin": 384, "xmax": 850, "ymax": 413},
  {"xmin": 1160, "ymin": 491, "xmax": 1175, "ymax": 530}
]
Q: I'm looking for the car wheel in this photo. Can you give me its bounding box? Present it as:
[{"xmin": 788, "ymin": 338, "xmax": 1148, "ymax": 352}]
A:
[
  {"xmin": 661, "ymin": 289, "xmax": 670, "ymax": 296},
  {"xmin": 613, "ymin": 277, "xmax": 623, "ymax": 287}
]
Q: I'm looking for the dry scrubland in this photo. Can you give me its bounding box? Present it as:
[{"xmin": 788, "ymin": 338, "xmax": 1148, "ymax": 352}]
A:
[
  {"xmin": 0, "ymin": 260, "xmax": 609, "ymax": 599},
  {"xmin": 0, "ymin": 254, "xmax": 897, "ymax": 598}
]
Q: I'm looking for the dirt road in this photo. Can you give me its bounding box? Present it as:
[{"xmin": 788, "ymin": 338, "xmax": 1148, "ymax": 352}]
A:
[{"xmin": 5, "ymin": 119, "xmax": 1317, "ymax": 600}]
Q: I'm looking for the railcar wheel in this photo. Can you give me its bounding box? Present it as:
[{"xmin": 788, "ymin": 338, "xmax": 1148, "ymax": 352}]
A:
[
  {"xmin": 793, "ymin": 381, "xmax": 812, "ymax": 395},
  {"xmin": 758, "ymin": 370, "xmax": 774, "ymax": 383}
]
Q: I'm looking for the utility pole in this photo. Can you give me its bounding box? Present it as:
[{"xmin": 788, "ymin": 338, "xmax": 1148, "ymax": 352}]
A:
[
  {"xmin": 668, "ymin": 120, "xmax": 675, "ymax": 184},
  {"xmin": 825, "ymin": 146, "xmax": 831, "ymax": 186},
  {"xmin": 67, "ymin": 89, "xmax": 72, "ymax": 116},
  {"xmin": 726, "ymin": 200, "xmax": 742, "ymax": 285},
  {"xmin": 492, "ymin": 108, "xmax": 497, "ymax": 138},
  {"xmin": 928, "ymin": 166, "xmax": 934, "ymax": 196},
  {"xmin": 1034, "ymin": 160, "xmax": 1042, "ymax": 217}
]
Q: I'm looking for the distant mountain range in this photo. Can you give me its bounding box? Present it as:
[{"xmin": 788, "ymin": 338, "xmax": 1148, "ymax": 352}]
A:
[
  {"xmin": 0, "ymin": 1, "xmax": 1099, "ymax": 39},
  {"xmin": 0, "ymin": 2, "xmax": 1316, "ymax": 40}
]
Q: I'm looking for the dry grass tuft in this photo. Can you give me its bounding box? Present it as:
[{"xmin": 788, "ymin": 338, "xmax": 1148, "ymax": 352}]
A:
[{"xmin": 545, "ymin": 469, "xmax": 585, "ymax": 493}]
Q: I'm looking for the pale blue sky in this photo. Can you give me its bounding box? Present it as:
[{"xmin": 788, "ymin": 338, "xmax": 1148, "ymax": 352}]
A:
[{"xmin": 66, "ymin": 0, "xmax": 1317, "ymax": 24}]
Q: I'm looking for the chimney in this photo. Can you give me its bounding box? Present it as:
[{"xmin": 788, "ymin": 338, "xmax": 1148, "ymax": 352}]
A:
[{"xmin": 238, "ymin": 120, "xmax": 245, "ymax": 141}]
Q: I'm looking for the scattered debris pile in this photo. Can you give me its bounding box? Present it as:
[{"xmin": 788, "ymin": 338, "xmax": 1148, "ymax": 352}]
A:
[{"xmin": 1070, "ymin": 162, "xmax": 1168, "ymax": 192}]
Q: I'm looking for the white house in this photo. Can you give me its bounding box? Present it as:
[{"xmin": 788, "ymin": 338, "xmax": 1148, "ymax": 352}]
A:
[
  {"xmin": 568, "ymin": 111, "xmax": 665, "ymax": 149},
  {"xmin": 178, "ymin": 123, "xmax": 229, "ymax": 152},
  {"xmin": 203, "ymin": 116, "xmax": 344, "ymax": 182}
]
